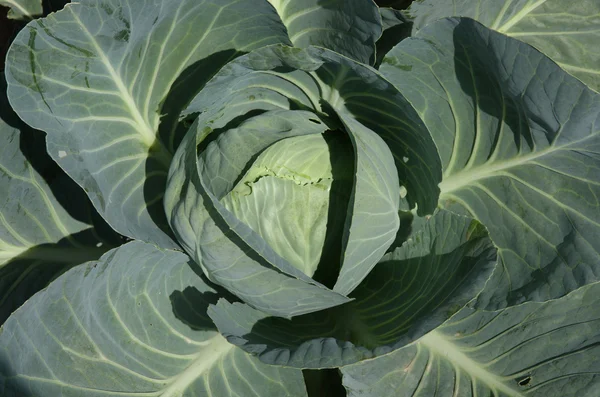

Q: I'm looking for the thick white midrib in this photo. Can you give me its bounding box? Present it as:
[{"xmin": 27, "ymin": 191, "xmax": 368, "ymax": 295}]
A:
[
  {"xmin": 498, "ymin": 0, "xmax": 548, "ymax": 32},
  {"xmin": 280, "ymin": 4, "xmax": 324, "ymax": 29},
  {"xmin": 419, "ymin": 331, "xmax": 524, "ymax": 397},
  {"xmin": 438, "ymin": 148, "xmax": 551, "ymax": 194},
  {"xmin": 510, "ymin": 29, "xmax": 600, "ymax": 37},
  {"xmin": 69, "ymin": 9, "xmax": 155, "ymax": 146},
  {"xmin": 160, "ymin": 336, "xmax": 234, "ymax": 397}
]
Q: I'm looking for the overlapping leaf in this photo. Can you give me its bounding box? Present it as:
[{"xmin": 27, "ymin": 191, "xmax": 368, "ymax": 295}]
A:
[
  {"xmin": 342, "ymin": 280, "xmax": 600, "ymax": 397},
  {"xmin": 334, "ymin": 112, "xmax": 400, "ymax": 295},
  {"xmin": 381, "ymin": 18, "xmax": 600, "ymax": 309},
  {"xmin": 207, "ymin": 210, "xmax": 496, "ymax": 369},
  {"xmin": 0, "ymin": 77, "xmax": 119, "ymax": 325},
  {"xmin": 5, "ymin": 0, "xmax": 291, "ymax": 248},
  {"xmin": 0, "ymin": 241, "xmax": 307, "ymax": 397},
  {"xmin": 267, "ymin": 0, "xmax": 382, "ymax": 64},
  {"xmin": 185, "ymin": 44, "xmax": 441, "ymax": 218},
  {"xmin": 408, "ymin": 0, "xmax": 600, "ymax": 92},
  {"xmin": 167, "ymin": 45, "xmax": 440, "ymax": 317},
  {"xmin": 168, "ymin": 109, "xmax": 352, "ymax": 318}
]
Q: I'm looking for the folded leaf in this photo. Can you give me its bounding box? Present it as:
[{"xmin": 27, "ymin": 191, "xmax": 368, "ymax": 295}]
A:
[
  {"xmin": 375, "ymin": 8, "xmax": 412, "ymax": 68},
  {"xmin": 208, "ymin": 210, "xmax": 496, "ymax": 369},
  {"xmin": 166, "ymin": 45, "xmax": 441, "ymax": 312},
  {"xmin": 220, "ymin": 132, "xmax": 354, "ymax": 278},
  {"xmin": 334, "ymin": 112, "xmax": 400, "ymax": 295},
  {"xmin": 168, "ymin": 110, "xmax": 351, "ymax": 318}
]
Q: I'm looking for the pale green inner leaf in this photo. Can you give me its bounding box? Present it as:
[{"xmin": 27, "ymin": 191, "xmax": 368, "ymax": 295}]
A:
[{"xmin": 221, "ymin": 133, "xmax": 353, "ymax": 277}]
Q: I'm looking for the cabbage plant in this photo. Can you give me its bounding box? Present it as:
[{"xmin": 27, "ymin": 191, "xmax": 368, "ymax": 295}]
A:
[{"xmin": 1, "ymin": 0, "xmax": 599, "ymax": 396}]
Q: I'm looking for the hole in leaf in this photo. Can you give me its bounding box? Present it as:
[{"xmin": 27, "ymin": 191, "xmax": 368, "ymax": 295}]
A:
[
  {"xmin": 308, "ymin": 118, "xmax": 321, "ymax": 124},
  {"xmin": 517, "ymin": 375, "xmax": 532, "ymax": 387}
]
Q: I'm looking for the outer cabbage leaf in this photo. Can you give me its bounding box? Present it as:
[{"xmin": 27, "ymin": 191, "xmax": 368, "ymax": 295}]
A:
[
  {"xmin": 267, "ymin": 0, "xmax": 382, "ymax": 65},
  {"xmin": 0, "ymin": 241, "xmax": 307, "ymax": 397},
  {"xmin": 207, "ymin": 210, "xmax": 496, "ymax": 369},
  {"xmin": 5, "ymin": 0, "xmax": 291, "ymax": 248},
  {"xmin": 342, "ymin": 280, "xmax": 600, "ymax": 397},
  {"xmin": 0, "ymin": 77, "xmax": 120, "ymax": 325},
  {"xmin": 408, "ymin": 0, "xmax": 600, "ymax": 92},
  {"xmin": 0, "ymin": 0, "xmax": 41, "ymax": 19},
  {"xmin": 380, "ymin": 18, "xmax": 600, "ymax": 310}
]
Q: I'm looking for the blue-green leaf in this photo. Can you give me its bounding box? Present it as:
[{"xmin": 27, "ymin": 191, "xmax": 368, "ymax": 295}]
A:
[
  {"xmin": 208, "ymin": 210, "xmax": 496, "ymax": 369},
  {"xmin": 333, "ymin": 112, "xmax": 400, "ymax": 295},
  {"xmin": 342, "ymin": 280, "xmax": 600, "ymax": 397},
  {"xmin": 268, "ymin": 0, "xmax": 382, "ymax": 64},
  {"xmin": 6, "ymin": 0, "xmax": 291, "ymax": 248},
  {"xmin": 0, "ymin": 76, "xmax": 120, "ymax": 325},
  {"xmin": 0, "ymin": 241, "xmax": 307, "ymax": 396},
  {"xmin": 375, "ymin": 8, "xmax": 412, "ymax": 67},
  {"xmin": 381, "ymin": 17, "xmax": 600, "ymax": 309},
  {"xmin": 409, "ymin": 0, "xmax": 600, "ymax": 92}
]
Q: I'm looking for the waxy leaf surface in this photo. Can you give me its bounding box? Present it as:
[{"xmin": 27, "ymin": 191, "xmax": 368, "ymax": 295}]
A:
[
  {"xmin": 0, "ymin": 241, "xmax": 307, "ymax": 397},
  {"xmin": 381, "ymin": 18, "xmax": 600, "ymax": 309},
  {"xmin": 6, "ymin": 0, "xmax": 291, "ymax": 248}
]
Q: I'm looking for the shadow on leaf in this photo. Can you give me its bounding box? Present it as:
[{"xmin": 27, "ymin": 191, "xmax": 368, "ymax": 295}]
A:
[
  {"xmin": 0, "ymin": 228, "xmax": 118, "ymax": 326},
  {"xmin": 143, "ymin": 49, "xmax": 245, "ymax": 244},
  {"xmin": 170, "ymin": 260, "xmax": 240, "ymax": 332}
]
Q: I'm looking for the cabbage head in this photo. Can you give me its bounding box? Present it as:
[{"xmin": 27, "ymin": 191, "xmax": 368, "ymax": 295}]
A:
[{"xmin": 1, "ymin": 0, "xmax": 600, "ymax": 396}]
